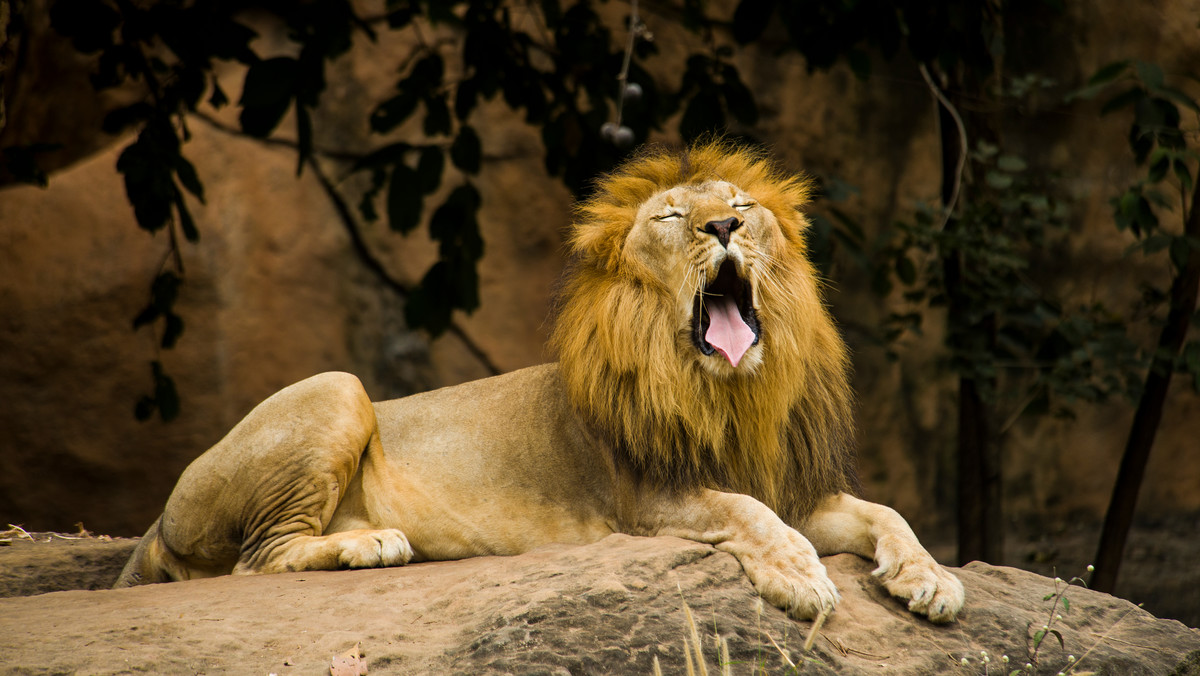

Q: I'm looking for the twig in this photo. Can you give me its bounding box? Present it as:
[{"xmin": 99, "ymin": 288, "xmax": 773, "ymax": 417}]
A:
[
  {"xmin": 305, "ymin": 155, "xmax": 503, "ymax": 376},
  {"xmin": 613, "ymin": 0, "xmax": 641, "ymax": 129},
  {"xmin": 192, "ymin": 110, "xmax": 366, "ymax": 162},
  {"xmin": 1061, "ymin": 608, "xmax": 1135, "ymax": 674},
  {"xmin": 762, "ymin": 630, "xmax": 796, "ymax": 669},
  {"xmin": 802, "ymin": 607, "xmax": 830, "ymax": 652},
  {"xmin": 918, "ymin": 62, "xmax": 968, "ymax": 232},
  {"xmin": 2, "ymin": 524, "xmax": 34, "ymax": 540},
  {"xmin": 192, "ymin": 111, "xmax": 502, "ymax": 376},
  {"xmin": 823, "ymin": 635, "xmax": 889, "ymax": 660}
]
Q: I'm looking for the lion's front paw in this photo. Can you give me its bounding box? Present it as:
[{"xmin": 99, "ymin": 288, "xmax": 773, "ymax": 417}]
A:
[
  {"xmin": 337, "ymin": 529, "xmax": 414, "ymax": 569},
  {"xmin": 872, "ymin": 540, "xmax": 964, "ymax": 623},
  {"xmin": 738, "ymin": 537, "xmax": 841, "ymax": 621}
]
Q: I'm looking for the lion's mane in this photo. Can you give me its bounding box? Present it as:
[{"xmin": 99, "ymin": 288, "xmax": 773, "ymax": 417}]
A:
[{"xmin": 551, "ymin": 141, "xmax": 858, "ymax": 523}]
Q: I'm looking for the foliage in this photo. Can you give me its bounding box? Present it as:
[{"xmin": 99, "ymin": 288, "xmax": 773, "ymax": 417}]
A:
[
  {"xmin": 1074, "ymin": 60, "xmax": 1200, "ymax": 390},
  {"xmin": 37, "ymin": 0, "xmax": 782, "ymax": 417}
]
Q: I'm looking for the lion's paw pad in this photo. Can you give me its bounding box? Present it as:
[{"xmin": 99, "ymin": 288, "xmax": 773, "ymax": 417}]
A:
[{"xmin": 337, "ymin": 529, "xmax": 413, "ymax": 569}]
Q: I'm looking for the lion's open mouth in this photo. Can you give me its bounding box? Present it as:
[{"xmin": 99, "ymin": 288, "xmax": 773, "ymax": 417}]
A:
[{"xmin": 692, "ymin": 259, "xmax": 760, "ymax": 367}]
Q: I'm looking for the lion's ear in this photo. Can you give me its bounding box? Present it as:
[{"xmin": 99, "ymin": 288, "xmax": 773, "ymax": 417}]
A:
[
  {"xmin": 569, "ymin": 223, "xmax": 621, "ymax": 268},
  {"xmin": 571, "ymin": 195, "xmax": 641, "ymax": 269}
]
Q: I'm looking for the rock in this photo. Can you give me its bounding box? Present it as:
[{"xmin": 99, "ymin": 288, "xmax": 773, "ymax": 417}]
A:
[
  {"xmin": 0, "ymin": 534, "xmax": 1195, "ymax": 674},
  {"xmin": 0, "ymin": 531, "xmax": 137, "ymax": 598}
]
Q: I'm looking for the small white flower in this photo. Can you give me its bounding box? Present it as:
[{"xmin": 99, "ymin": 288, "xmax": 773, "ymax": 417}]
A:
[
  {"xmin": 1068, "ymin": 655, "xmax": 1076, "ymax": 662},
  {"xmin": 961, "ymin": 657, "xmax": 970, "ymax": 666},
  {"xmin": 1086, "ymin": 564, "xmax": 1095, "ymax": 573},
  {"xmin": 1056, "ymin": 614, "xmax": 1063, "ymax": 621},
  {"xmin": 1002, "ymin": 655, "xmax": 1010, "ymax": 664}
]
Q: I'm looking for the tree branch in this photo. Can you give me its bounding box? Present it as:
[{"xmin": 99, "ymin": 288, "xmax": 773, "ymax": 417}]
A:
[{"xmin": 192, "ymin": 112, "xmax": 503, "ymax": 377}]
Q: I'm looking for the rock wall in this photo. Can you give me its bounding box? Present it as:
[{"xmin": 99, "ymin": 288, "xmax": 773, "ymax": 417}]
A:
[{"xmin": 1, "ymin": 0, "xmax": 1199, "ymax": 551}]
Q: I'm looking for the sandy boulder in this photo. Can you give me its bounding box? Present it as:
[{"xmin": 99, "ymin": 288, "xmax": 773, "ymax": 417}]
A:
[{"xmin": 0, "ymin": 533, "xmax": 1196, "ymax": 674}]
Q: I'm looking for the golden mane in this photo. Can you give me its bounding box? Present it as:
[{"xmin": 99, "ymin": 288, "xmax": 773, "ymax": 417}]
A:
[{"xmin": 551, "ymin": 141, "xmax": 858, "ymax": 523}]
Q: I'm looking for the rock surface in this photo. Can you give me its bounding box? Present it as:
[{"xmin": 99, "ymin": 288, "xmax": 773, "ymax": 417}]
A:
[
  {"xmin": 1, "ymin": 534, "xmax": 1196, "ymax": 675},
  {"xmin": 0, "ymin": 530, "xmax": 136, "ymax": 598}
]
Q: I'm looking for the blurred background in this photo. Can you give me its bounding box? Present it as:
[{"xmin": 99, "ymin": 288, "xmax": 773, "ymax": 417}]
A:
[{"xmin": 1, "ymin": 0, "xmax": 1197, "ymax": 625}]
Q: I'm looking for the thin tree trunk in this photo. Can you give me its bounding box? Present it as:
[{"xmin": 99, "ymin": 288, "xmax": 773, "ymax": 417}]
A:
[
  {"xmin": 1092, "ymin": 178, "xmax": 1200, "ymax": 593},
  {"xmin": 933, "ymin": 91, "xmax": 1004, "ymax": 565}
]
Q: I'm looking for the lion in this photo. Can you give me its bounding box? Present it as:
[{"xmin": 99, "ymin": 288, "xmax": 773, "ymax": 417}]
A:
[{"xmin": 115, "ymin": 141, "xmax": 964, "ymax": 623}]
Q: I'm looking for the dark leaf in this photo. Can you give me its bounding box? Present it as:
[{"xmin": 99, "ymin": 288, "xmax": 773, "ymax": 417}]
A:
[
  {"xmin": 732, "ymin": 0, "xmax": 777, "ymax": 44},
  {"xmin": 1100, "ymin": 87, "xmax": 1144, "ymax": 116},
  {"xmin": 387, "ymin": 163, "xmax": 422, "ymax": 233},
  {"xmin": 0, "ymin": 144, "xmax": 58, "ymax": 187},
  {"xmin": 679, "ymin": 95, "xmax": 724, "ymax": 142},
  {"xmin": 152, "ymin": 361, "xmax": 180, "ymax": 422},
  {"xmin": 417, "ymin": 146, "xmax": 445, "ymax": 194},
  {"xmin": 845, "ymin": 48, "xmax": 871, "ymax": 80},
  {"xmin": 102, "ymin": 103, "xmax": 155, "ymax": 135},
  {"xmin": 174, "ymin": 155, "xmax": 204, "ymax": 202},
  {"xmin": 1170, "ymin": 236, "xmax": 1193, "ymax": 271},
  {"xmin": 175, "ymin": 191, "xmax": 200, "ymax": 242},
  {"xmin": 132, "ymin": 303, "xmax": 160, "ymax": 329},
  {"xmin": 1174, "ymin": 160, "xmax": 1193, "ymax": 193},
  {"xmin": 721, "ymin": 65, "xmax": 759, "ymax": 126},
  {"xmin": 1148, "ymin": 154, "xmax": 1170, "ymax": 183},
  {"xmin": 896, "ymin": 255, "xmax": 917, "ymax": 285},
  {"xmin": 1135, "ymin": 60, "xmax": 1164, "ymax": 91},
  {"xmin": 134, "ymin": 395, "xmax": 156, "ymax": 421},
  {"xmin": 49, "ymin": 0, "xmax": 121, "ymax": 53},
  {"xmin": 1088, "ymin": 60, "xmax": 1131, "ymax": 87},
  {"xmin": 423, "ymin": 95, "xmax": 453, "ymax": 137},
  {"xmin": 295, "ymin": 103, "xmax": 313, "ymax": 176},
  {"xmin": 405, "ymin": 261, "xmax": 453, "ymax": 336},
  {"xmin": 406, "ymin": 54, "xmax": 445, "ymax": 94},
  {"xmin": 450, "ymin": 125, "xmax": 482, "ymax": 174},
  {"xmin": 238, "ymin": 57, "xmax": 299, "ymax": 137},
  {"xmin": 117, "ymin": 136, "xmax": 175, "ymax": 233},
  {"xmin": 370, "ymin": 92, "xmax": 419, "ymax": 134},
  {"xmin": 161, "ymin": 312, "xmax": 184, "ymax": 349},
  {"xmin": 455, "ymin": 77, "xmax": 479, "ymax": 121},
  {"xmin": 358, "ymin": 167, "xmax": 387, "ymax": 222},
  {"xmin": 1157, "ymin": 85, "xmax": 1200, "ymax": 114}
]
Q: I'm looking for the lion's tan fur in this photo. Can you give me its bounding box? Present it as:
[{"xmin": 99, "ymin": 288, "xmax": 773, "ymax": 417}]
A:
[{"xmin": 551, "ymin": 141, "xmax": 857, "ymax": 522}]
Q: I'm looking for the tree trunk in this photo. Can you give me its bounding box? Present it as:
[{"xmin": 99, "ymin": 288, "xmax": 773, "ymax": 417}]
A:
[
  {"xmin": 1092, "ymin": 178, "xmax": 1200, "ymax": 593},
  {"xmin": 933, "ymin": 90, "xmax": 1004, "ymax": 565}
]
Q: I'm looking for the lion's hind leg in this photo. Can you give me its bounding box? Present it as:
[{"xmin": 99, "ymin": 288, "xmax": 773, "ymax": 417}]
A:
[
  {"xmin": 150, "ymin": 372, "xmax": 415, "ymax": 580},
  {"xmin": 799, "ymin": 492, "xmax": 965, "ymax": 623}
]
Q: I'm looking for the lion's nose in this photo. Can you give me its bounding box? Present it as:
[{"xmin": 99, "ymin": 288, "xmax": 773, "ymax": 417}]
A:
[{"xmin": 703, "ymin": 217, "xmax": 742, "ymax": 248}]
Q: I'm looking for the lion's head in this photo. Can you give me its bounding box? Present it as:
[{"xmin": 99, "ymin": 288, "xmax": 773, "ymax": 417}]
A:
[{"xmin": 551, "ymin": 141, "xmax": 858, "ymax": 522}]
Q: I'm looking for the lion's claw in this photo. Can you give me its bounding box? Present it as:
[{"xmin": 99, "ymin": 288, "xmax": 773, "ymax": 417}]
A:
[
  {"xmin": 872, "ymin": 547, "xmax": 964, "ymax": 623},
  {"xmin": 337, "ymin": 529, "xmax": 414, "ymax": 569}
]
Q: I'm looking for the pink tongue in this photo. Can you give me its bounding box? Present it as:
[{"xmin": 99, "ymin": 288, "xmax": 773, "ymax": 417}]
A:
[{"xmin": 704, "ymin": 295, "xmax": 755, "ymax": 367}]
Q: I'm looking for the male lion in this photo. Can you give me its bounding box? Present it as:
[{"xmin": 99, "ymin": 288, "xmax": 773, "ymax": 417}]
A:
[{"xmin": 116, "ymin": 142, "xmax": 964, "ymax": 623}]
